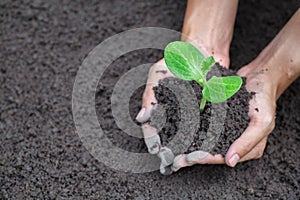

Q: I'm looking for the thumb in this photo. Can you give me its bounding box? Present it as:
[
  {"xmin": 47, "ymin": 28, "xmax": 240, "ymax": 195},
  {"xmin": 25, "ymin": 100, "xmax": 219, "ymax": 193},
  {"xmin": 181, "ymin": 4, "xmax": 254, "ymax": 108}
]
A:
[{"xmin": 225, "ymin": 117, "xmax": 274, "ymax": 167}]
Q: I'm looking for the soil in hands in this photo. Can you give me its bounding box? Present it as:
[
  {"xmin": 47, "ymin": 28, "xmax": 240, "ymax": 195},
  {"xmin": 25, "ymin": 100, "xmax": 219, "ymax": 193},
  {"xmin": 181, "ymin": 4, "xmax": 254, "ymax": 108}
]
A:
[{"xmin": 151, "ymin": 63, "xmax": 254, "ymax": 156}]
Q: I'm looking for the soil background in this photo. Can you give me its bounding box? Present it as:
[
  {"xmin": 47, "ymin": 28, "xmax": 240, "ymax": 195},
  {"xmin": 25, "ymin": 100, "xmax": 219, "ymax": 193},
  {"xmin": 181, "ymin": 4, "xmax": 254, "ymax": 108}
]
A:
[{"xmin": 1, "ymin": 0, "xmax": 300, "ymax": 199}]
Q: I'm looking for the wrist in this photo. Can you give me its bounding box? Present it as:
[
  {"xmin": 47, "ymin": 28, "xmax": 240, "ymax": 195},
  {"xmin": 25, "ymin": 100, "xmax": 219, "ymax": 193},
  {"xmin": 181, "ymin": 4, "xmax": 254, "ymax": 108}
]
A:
[
  {"xmin": 181, "ymin": 20, "xmax": 232, "ymax": 68},
  {"xmin": 181, "ymin": 32, "xmax": 231, "ymax": 68},
  {"xmin": 245, "ymin": 9, "xmax": 300, "ymax": 99},
  {"xmin": 246, "ymin": 42, "xmax": 300, "ymax": 100},
  {"xmin": 180, "ymin": 0, "xmax": 238, "ymax": 67},
  {"xmin": 181, "ymin": 28, "xmax": 231, "ymax": 58}
]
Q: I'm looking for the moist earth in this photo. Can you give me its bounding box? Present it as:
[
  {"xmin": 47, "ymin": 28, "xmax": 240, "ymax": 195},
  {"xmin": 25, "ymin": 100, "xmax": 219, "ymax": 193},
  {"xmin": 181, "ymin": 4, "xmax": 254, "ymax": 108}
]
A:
[
  {"xmin": 151, "ymin": 64, "xmax": 253, "ymax": 156},
  {"xmin": 1, "ymin": 0, "xmax": 299, "ymax": 199}
]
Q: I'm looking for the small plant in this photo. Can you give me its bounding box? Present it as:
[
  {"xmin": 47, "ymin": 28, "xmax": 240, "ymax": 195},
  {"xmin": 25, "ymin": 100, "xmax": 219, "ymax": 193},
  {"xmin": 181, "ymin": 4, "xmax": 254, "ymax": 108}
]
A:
[{"xmin": 164, "ymin": 41, "xmax": 242, "ymax": 111}]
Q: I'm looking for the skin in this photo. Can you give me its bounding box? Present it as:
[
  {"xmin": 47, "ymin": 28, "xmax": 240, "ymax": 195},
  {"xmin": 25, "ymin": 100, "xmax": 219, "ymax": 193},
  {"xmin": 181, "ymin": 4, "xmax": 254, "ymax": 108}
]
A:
[
  {"xmin": 225, "ymin": 9, "xmax": 300, "ymax": 167},
  {"xmin": 136, "ymin": 0, "xmax": 238, "ymax": 154},
  {"xmin": 173, "ymin": 8, "xmax": 300, "ymax": 171},
  {"xmin": 136, "ymin": 0, "xmax": 300, "ymax": 172}
]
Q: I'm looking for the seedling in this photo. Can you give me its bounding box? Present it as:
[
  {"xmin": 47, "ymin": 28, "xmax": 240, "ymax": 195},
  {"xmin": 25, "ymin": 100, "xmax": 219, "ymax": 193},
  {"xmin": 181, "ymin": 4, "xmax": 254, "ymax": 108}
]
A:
[{"xmin": 164, "ymin": 41, "xmax": 242, "ymax": 111}]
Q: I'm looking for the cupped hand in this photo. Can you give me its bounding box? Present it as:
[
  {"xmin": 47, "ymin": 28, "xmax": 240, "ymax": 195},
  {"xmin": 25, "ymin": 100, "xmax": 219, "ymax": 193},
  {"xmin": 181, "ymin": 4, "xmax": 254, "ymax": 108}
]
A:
[
  {"xmin": 136, "ymin": 53, "xmax": 230, "ymax": 174},
  {"xmin": 136, "ymin": 59, "xmax": 174, "ymax": 154},
  {"xmin": 135, "ymin": 59, "xmax": 175, "ymax": 175},
  {"xmin": 171, "ymin": 63, "xmax": 277, "ymax": 172},
  {"xmin": 171, "ymin": 8, "xmax": 300, "ymax": 171},
  {"xmin": 224, "ymin": 64, "xmax": 276, "ymax": 167},
  {"xmin": 225, "ymin": 7, "xmax": 300, "ymax": 166}
]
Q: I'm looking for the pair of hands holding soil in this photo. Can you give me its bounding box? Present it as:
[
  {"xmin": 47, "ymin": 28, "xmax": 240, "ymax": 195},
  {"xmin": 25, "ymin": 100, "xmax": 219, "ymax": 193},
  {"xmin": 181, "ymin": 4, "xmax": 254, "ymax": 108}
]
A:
[{"xmin": 136, "ymin": 0, "xmax": 300, "ymax": 174}]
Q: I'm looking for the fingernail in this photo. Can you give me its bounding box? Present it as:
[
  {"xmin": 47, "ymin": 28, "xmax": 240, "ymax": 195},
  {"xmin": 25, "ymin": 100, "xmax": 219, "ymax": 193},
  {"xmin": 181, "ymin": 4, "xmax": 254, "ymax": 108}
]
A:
[
  {"xmin": 148, "ymin": 142, "xmax": 160, "ymax": 154},
  {"xmin": 160, "ymin": 164, "xmax": 173, "ymax": 176},
  {"xmin": 228, "ymin": 154, "xmax": 240, "ymax": 167},
  {"xmin": 158, "ymin": 147, "xmax": 174, "ymax": 165},
  {"xmin": 136, "ymin": 108, "xmax": 145, "ymax": 121},
  {"xmin": 144, "ymin": 133, "xmax": 160, "ymax": 154}
]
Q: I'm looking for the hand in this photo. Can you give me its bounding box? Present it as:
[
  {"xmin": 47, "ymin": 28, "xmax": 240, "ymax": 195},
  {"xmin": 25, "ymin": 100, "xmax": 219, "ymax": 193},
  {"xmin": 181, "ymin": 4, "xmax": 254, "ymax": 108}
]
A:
[
  {"xmin": 136, "ymin": 0, "xmax": 237, "ymax": 174},
  {"xmin": 173, "ymin": 8, "xmax": 300, "ymax": 170},
  {"xmin": 171, "ymin": 63, "xmax": 276, "ymax": 172},
  {"xmin": 137, "ymin": 54, "xmax": 230, "ymax": 175},
  {"xmin": 136, "ymin": 0, "xmax": 236, "ymax": 155},
  {"xmin": 136, "ymin": 58, "xmax": 173, "ymax": 154},
  {"xmin": 136, "ymin": 59, "xmax": 177, "ymax": 175},
  {"xmin": 224, "ymin": 8, "xmax": 300, "ymax": 167},
  {"xmin": 224, "ymin": 64, "xmax": 276, "ymax": 167}
]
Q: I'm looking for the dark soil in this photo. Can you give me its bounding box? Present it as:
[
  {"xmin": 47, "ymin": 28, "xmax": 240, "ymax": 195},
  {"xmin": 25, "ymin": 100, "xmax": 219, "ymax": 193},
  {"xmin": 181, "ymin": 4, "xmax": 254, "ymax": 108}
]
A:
[
  {"xmin": 1, "ymin": 0, "xmax": 299, "ymax": 199},
  {"xmin": 152, "ymin": 64, "xmax": 253, "ymax": 156}
]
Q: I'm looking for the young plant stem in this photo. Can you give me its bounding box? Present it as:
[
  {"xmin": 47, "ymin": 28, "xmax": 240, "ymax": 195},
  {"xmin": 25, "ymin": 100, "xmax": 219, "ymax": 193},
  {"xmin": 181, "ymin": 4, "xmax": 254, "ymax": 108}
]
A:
[
  {"xmin": 200, "ymin": 97, "xmax": 206, "ymax": 111},
  {"xmin": 196, "ymin": 79, "xmax": 207, "ymax": 111}
]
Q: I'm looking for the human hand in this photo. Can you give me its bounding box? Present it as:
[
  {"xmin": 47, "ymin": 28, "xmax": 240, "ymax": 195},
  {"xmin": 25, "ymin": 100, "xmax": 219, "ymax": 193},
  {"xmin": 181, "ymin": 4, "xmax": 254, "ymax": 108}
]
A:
[
  {"xmin": 170, "ymin": 63, "xmax": 276, "ymax": 172},
  {"xmin": 136, "ymin": 0, "xmax": 237, "ymax": 174},
  {"xmin": 137, "ymin": 54, "xmax": 230, "ymax": 175},
  {"xmin": 172, "ymin": 15, "xmax": 300, "ymax": 169},
  {"xmin": 224, "ymin": 64, "xmax": 276, "ymax": 167},
  {"xmin": 136, "ymin": 58, "xmax": 173, "ymax": 154},
  {"xmin": 224, "ymin": 8, "xmax": 300, "ymax": 167},
  {"xmin": 136, "ymin": 59, "xmax": 177, "ymax": 175}
]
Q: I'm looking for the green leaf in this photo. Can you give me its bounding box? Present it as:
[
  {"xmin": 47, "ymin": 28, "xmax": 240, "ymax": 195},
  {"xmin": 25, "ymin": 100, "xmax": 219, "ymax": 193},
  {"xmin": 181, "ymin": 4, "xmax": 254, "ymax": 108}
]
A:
[
  {"xmin": 164, "ymin": 41, "xmax": 205, "ymax": 81},
  {"xmin": 202, "ymin": 76, "xmax": 243, "ymax": 103},
  {"xmin": 201, "ymin": 56, "xmax": 215, "ymax": 76}
]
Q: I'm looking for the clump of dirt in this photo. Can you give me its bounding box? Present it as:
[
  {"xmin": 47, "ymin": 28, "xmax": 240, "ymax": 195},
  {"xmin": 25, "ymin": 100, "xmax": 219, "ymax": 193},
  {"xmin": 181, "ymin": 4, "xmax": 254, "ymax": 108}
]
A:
[{"xmin": 151, "ymin": 63, "xmax": 253, "ymax": 156}]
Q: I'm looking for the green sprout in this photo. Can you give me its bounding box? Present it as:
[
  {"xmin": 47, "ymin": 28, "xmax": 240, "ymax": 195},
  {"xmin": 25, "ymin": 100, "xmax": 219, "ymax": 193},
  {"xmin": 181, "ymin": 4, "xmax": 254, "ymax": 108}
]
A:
[{"xmin": 164, "ymin": 41, "xmax": 242, "ymax": 111}]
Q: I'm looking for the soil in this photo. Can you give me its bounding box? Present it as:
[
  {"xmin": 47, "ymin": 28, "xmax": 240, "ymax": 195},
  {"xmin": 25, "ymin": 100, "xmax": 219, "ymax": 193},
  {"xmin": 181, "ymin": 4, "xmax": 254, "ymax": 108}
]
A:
[
  {"xmin": 1, "ymin": 0, "xmax": 299, "ymax": 199},
  {"xmin": 152, "ymin": 64, "xmax": 253, "ymax": 156}
]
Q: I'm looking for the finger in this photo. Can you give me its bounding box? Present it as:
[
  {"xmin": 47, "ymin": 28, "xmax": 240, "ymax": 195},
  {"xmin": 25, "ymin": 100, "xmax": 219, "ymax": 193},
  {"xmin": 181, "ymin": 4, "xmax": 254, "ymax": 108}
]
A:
[
  {"xmin": 136, "ymin": 59, "xmax": 172, "ymax": 123},
  {"xmin": 171, "ymin": 151, "xmax": 225, "ymax": 172},
  {"xmin": 225, "ymin": 119, "xmax": 274, "ymax": 167},
  {"xmin": 171, "ymin": 154, "xmax": 192, "ymax": 172},
  {"xmin": 158, "ymin": 147, "xmax": 175, "ymax": 175},
  {"xmin": 158, "ymin": 147, "xmax": 175, "ymax": 166},
  {"xmin": 186, "ymin": 151, "xmax": 224, "ymax": 165},
  {"xmin": 136, "ymin": 85, "xmax": 157, "ymax": 123},
  {"xmin": 239, "ymin": 137, "xmax": 268, "ymax": 162},
  {"xmin": 160, "ymin": 163, "xmax": 173, "ymax": 176},
  {"xmin": 141, "ymin": 123, "xmax": 161, "ymax": 154}
]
